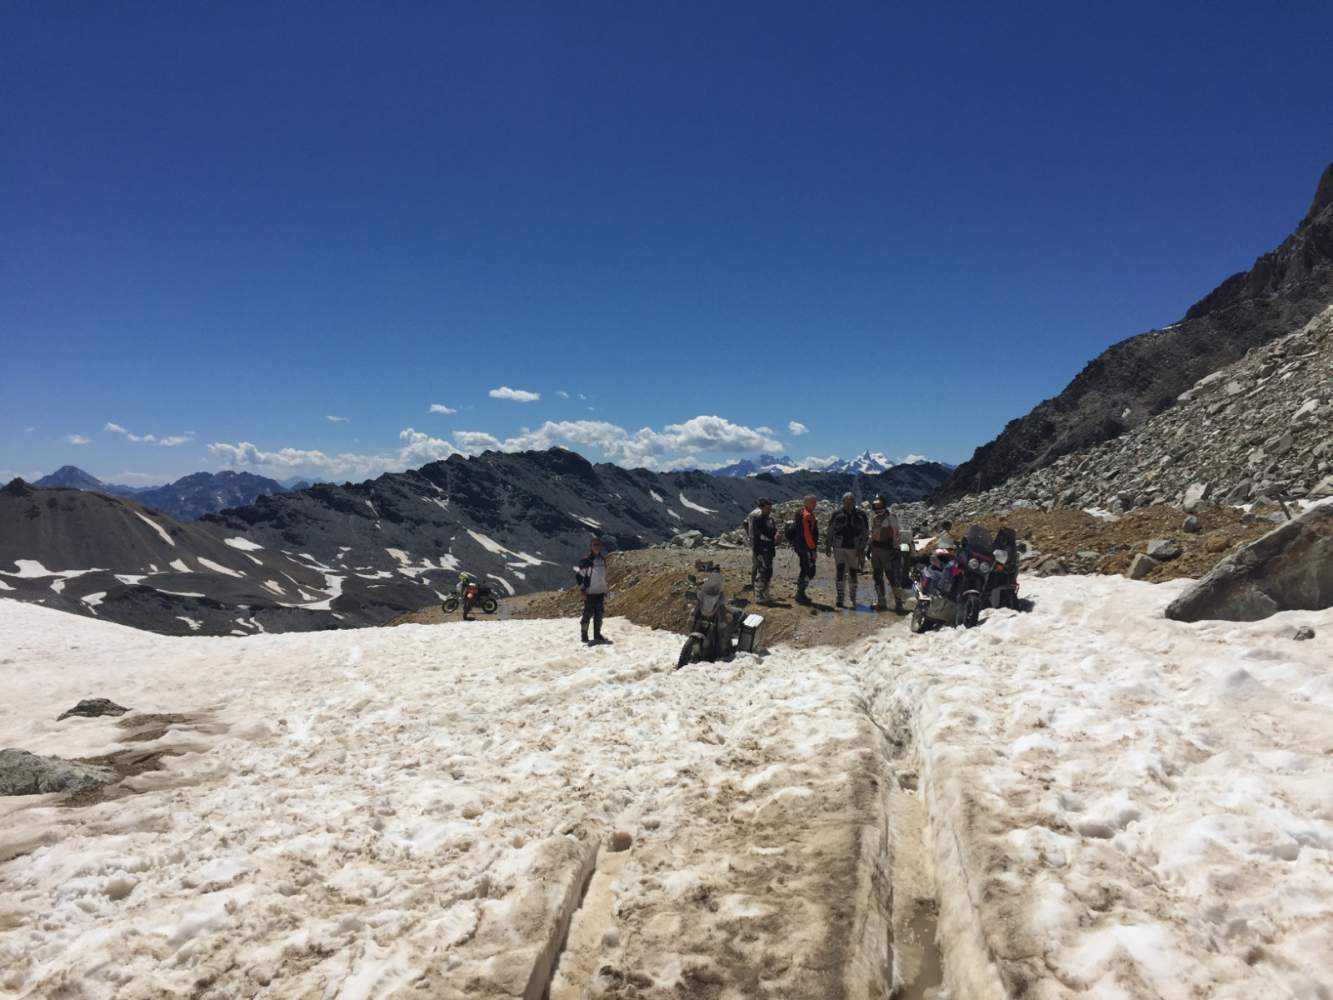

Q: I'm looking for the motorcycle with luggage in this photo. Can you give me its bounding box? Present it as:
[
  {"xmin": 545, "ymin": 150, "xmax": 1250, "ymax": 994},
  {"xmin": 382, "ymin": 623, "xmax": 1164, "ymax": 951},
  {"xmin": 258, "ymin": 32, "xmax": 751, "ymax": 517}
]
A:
[{"xmin": 677, "ymin": 560, "xmax": 765, "ymax": 667}]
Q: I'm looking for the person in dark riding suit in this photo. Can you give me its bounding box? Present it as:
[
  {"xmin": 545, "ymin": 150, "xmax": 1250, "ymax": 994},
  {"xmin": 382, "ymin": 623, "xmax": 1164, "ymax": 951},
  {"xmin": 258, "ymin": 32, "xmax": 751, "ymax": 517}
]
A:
[
  {"xmin": 747, "ymin": 498, "xmax": 777, "ymax": 602},
  {"xmin": 824, "ymin": 492, "xmax": 869, "ymax": 608}
]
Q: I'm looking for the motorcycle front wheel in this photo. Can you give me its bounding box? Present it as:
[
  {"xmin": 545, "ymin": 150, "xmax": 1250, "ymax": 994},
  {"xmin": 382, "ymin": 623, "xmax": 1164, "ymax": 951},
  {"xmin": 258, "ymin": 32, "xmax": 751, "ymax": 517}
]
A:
[
  {"xmin": 962, "ymin": 595, "xmax": 982, "ymax": 629},
  {"xmin": 909, "ymin": 604, "xmax": 929, "ymax": 634},
  {"xmin": 481, "ymin": 597, "xmax": 498, "ymax": 614},
  {"xmin": 677, "ymin": 636, "xmax": 701, "ymax": 669}
]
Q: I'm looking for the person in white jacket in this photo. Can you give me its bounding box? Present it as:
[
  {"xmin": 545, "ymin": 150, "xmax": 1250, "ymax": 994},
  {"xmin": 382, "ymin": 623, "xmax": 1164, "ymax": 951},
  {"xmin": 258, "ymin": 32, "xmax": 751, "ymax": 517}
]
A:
[{"xmin": 573, "ymin": 537, "xmax": 610, "ymax": 644}]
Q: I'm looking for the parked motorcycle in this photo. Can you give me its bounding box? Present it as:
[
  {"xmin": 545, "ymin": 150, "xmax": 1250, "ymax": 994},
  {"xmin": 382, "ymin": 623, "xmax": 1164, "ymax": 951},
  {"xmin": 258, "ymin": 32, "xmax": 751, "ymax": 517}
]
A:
[
  {"xmin": 677, "ymin": 560, "xmax": 764, "ymax": 667},
  {"xmin": 442, "ymin": 583, "xmax": 500, "ymax": 615},
  {"xmin": 909, "ymin": 524, "xmax": 1027, "ymax": 632}
]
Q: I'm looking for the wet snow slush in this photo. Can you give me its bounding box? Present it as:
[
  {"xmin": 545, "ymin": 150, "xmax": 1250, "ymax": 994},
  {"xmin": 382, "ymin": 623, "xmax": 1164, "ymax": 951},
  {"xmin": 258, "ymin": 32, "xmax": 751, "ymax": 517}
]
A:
[{"xmin": 0, "ymin": 574, "xmax": 1330, "ymax": 998}]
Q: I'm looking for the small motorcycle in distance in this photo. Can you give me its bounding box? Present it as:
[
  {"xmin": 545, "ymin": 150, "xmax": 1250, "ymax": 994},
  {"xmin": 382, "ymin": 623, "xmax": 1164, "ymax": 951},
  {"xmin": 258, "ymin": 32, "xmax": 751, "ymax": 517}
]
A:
[
  {"xmin": 442, "ymin": 583, "xmax": 500, "ymax": 615},
  {"xmin": 678, "ymin": 560, "xmax": 764, "ymax": 668}
]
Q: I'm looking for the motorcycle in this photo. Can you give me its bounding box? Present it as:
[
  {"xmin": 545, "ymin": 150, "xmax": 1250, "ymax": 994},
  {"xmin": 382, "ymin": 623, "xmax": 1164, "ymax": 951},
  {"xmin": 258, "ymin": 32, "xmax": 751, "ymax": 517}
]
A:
[
  {"xmin": 909, "ymin": 524, "xmax": 1027, "ymax": 633},
  {"xmin": 986, "ymin": 527, "xmax": 1023, "ymax": 610},
  {"xmin": 677, "ymin": 560, "xmax": 764, "ymax": 668},
  {"xmin": 442, "ymin": 583, "xmax": 500, "ymax": 615}
]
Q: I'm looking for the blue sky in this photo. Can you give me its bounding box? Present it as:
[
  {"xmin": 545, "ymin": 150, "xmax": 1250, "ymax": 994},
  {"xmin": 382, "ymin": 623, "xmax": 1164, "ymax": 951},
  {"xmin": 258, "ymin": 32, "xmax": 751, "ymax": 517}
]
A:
[{"xmin": 3, "ymin": 1, "xmax": 1330, "ymax": 484}]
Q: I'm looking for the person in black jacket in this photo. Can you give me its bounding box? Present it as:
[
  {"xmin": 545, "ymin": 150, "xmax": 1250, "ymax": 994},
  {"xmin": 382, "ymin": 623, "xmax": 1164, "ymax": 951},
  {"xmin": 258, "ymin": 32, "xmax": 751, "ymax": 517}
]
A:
[
  {"xmin": 824, "ymin": 492, "xmax": 869, "ymax": 608},
  {"xmin": 746, "ymin": 498, "xmax": 777, "ymax": 603}
]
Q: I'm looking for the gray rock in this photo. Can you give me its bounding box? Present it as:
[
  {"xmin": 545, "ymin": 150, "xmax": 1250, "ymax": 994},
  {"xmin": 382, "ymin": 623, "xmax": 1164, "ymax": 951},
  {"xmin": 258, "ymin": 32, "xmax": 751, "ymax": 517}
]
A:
[
  {"xmin": 1165, "ymin": 504, "xmax": 1333, "ymax": 622},
  {"xmin": 0, "ymin": 749, "xmax": 116, "ymax": 796},
  {"xmin": 57, "ymin": 698, "xmax": 130, "ymax": 722},
  {"xmin": 1182, "ymin": 515, "xmax": 1202, "ymax": 534},
  {"xmin": 1146, "ymin": 538, "xmax": 1183, "ymax": 561},
  {"xmin": 1127, "ymin": 553, "xmax": 1159, "ymax": 580},
  {"xmin": 1293, "ymin": 626, "xmax": 1316, "ymax": 641},
  {"xmin": 1309, "ymin": 475, "xmax": 1333, "ymax": 500},
  {"xmin": 1182, "ymin": 482, "xmax": 1210, "ymax": 513}
]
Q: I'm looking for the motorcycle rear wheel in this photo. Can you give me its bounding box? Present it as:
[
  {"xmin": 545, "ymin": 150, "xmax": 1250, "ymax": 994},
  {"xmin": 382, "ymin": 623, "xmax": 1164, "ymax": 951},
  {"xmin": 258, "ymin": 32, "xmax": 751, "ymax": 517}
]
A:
[
  {"xmin": 442, "ymin": 597, "xmax": 459, "ymax": 613},
  {"xmin": 481, "ymin": 597, "xmax": 498, "ymax": 614}
]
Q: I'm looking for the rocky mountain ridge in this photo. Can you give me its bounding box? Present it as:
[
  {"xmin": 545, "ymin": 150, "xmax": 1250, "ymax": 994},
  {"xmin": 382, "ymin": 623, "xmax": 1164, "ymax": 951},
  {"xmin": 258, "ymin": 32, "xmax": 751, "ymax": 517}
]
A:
[
  {"xmin": 1, "ymin": 449, "xmax": 949, "ymax": 635},
  {"xmin": 932, "ymin": 303, "xmax": 1333, "ymax": 519},
  {"xmin": 938, "ymin": 162, "xmax": 1333, "ymax": 500}
]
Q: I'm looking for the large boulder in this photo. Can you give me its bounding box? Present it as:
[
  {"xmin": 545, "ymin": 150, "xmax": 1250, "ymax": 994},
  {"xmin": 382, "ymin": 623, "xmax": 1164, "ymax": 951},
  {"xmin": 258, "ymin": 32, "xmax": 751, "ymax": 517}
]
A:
[
  {"xmin": 0, "ymin": 749, "xmax": 116, "ymax": 796},
  {"xmin": 1165, "ymin": 504, "xmax": 1333, "ymax": 622}
]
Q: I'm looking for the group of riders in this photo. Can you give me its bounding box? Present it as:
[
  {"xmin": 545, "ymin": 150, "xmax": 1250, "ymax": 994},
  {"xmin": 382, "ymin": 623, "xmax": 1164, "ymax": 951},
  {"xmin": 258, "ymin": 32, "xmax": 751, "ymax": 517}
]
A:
[{"xmin": 745, "ymin": 492, "xmax": 925, "ymax": 611}]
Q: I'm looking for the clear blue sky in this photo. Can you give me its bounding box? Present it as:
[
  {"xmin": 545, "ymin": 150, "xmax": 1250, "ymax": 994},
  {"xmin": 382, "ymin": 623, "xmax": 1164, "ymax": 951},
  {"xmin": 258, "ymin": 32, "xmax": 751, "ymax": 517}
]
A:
[{"xmin": 4, "ymin": 1, "xmax": 1330, "ymax": 484}]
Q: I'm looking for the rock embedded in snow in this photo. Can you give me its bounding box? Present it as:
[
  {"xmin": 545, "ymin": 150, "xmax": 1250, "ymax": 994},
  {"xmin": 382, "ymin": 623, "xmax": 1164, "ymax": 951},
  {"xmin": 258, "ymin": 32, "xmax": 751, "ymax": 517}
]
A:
[
  {"xmin": 56, "ymin": 697, "xmax": 130, "ymax": 721},
  {"xmin": 1293, "ymin": 625, "xmax": 1316, "ymax": 640},
  {"xmin": 1310, "ymin": 474, "xmax": 1333, "ymax": 500},
  {"xmin": 0, "ymin": 748, "xmax": 116, "ymax": 795},
  {"xmin": 1166, "ymin": 504, "xmax": 1333, "ymax": 622},
  {"xmin": 1127, "ymin": 553, "xmax": 1159, "ymax": 580}
]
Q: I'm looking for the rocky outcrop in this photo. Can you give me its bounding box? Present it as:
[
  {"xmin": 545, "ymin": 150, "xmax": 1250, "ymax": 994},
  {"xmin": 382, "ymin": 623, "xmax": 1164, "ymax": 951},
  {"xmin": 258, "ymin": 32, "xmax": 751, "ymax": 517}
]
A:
[
  {"xmin": 0, "ymin": 748, "xmax": 116, "ymax": 796},
  {"xmin": 933, "ymin": 303, "xmax": 1333, "ymax": 517},
  {"xmin": 938, "ymin": 163, "xmax": 1333, "ymax": 500},
  {"xmin": 1165, "ymin": 504, "xmax": 1333, "ymax": 622},
  {"xmin": 57, "ymin": 698, "xmax": 131, "ymax": 721}
]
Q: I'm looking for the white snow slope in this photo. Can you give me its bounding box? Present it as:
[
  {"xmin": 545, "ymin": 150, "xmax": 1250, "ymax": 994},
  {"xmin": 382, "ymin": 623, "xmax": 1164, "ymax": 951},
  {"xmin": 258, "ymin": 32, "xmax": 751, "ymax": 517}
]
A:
[{"xmin": 0, "ymin": 575, "xmax": 1329, "ymax": 999}]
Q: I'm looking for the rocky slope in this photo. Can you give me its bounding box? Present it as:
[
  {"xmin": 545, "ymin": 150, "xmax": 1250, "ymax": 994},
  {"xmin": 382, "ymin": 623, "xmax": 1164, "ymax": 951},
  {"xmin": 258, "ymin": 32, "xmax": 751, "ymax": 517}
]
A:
[
  {"xmin": 0, "ymin": 479, "xmax": 346, "ymax": 636},
  {"xmin": 938, "ymin": 162, "xmax": 1333, "ymax": 499},
  {"xmin": 931, "ymin": 303, "xmax": 1333, "ymax": 517}
]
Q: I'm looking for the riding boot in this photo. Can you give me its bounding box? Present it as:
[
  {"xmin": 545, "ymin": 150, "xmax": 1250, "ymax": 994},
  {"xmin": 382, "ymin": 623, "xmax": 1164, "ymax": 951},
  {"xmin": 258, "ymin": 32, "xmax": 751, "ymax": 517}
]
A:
[
  {"xmin": 849, "ymin": 581, "xmax": 858, "ymax": 608},
  {"xmin": 875, "ymin": 584, "xmax": 888, "ymax": 611},
  {"xmin": 835, "ymin": 582, "xmax": 845, "ymax": 608},
  {"xmin": 580, "ymin": 628, "xmax": 589, "ymax": 644}
]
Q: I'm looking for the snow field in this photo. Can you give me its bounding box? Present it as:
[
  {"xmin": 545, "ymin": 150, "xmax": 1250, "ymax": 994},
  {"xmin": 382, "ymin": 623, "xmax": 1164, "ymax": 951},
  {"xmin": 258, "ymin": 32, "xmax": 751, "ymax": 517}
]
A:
[
  {"xmin": 1, "ymin": 574, "xmax": 1330, "ymax": 999},
  {"xmin": 858, "ymin": 575, "xmax": 1333, "ymax": 999},
  {"xmin": 0, "ymin": 603, "xmax": 904, "ymax": 999}
]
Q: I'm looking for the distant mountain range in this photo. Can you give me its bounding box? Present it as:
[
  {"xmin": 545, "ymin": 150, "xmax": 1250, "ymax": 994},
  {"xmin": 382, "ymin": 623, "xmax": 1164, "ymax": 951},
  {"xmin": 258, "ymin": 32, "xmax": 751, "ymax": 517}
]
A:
[
  {"xmin": 33, "ymin": 466, "xmax": 297, "ymax": 520},
  {"xmin": 712, "ymin": 451, "xmax": 954, "ymax": 478},
  {"xmin": 2, "ymin": 449, "xmax": 950, "ymax": 636}
]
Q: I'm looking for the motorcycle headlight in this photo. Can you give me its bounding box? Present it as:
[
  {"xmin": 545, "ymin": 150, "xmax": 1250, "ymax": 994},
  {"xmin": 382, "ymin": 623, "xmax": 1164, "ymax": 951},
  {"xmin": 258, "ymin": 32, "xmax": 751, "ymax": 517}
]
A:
[
  {"xmin": 981, "ymin": 563, "xmax": 992, "ymax": 574},
  {"xmin": 968, "ymin": 557, "xmax": 979, "ymax": 571},
  {"xmin": 993, "ymin": 549, "xmax": 1007, "ymax": 565}
]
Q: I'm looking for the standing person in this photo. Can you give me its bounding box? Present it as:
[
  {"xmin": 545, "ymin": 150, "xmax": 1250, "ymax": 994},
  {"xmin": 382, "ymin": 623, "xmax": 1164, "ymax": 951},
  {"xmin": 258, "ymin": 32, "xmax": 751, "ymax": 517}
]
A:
[
  {"xmin": 825, "ymin": 492, "xmax": 869, "ymax": 609},
  {"xmin": 792, "ymin": 494, "xmax": 819, "ymax": 604},
  {"xmin": 457, "ymin": 571, "xmax": 477, "ymax": 621},
  {"xmin": 749, "ymin": 498, "xmax": 776, "ymax": 602},
  {"xmin": 573, "ymin": 537, "xmax": 610, "ymax": 645},
  {"xmin": 868, "ymin": 495, "xmax": 906, "ymax": 613}
]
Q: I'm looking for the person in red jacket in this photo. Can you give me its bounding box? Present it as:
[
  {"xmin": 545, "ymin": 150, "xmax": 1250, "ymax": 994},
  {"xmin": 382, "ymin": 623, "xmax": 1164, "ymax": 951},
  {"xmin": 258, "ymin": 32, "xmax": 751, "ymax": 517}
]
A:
[{"xmin": 794, "ymin": 494, "xmax": 819, "ymax": 604}]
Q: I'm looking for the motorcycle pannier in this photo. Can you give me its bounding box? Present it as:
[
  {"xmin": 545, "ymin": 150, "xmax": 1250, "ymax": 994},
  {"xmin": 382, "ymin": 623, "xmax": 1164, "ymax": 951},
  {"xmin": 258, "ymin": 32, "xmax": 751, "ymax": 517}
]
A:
[{"xmin": 735, "ymin": 613, "xmax": 764, "ymax": 654}]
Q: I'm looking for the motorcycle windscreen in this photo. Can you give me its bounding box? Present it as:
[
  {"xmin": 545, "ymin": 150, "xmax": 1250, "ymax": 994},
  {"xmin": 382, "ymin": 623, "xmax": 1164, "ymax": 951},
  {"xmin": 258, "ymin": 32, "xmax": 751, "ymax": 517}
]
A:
[
  {"xmin": 963, "ymin": 525, "xmax": 994, "ymax": 553},
  {"xmin": 698, "ymin": 577, "xmax": 725, "ymax": 617}
]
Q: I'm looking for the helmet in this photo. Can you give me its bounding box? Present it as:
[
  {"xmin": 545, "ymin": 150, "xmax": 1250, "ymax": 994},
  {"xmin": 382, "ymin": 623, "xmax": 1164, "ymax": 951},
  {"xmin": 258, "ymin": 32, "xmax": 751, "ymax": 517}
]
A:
[{"xmin": 872, "ymin": 494, "xmax": 887, "ymax": 509}]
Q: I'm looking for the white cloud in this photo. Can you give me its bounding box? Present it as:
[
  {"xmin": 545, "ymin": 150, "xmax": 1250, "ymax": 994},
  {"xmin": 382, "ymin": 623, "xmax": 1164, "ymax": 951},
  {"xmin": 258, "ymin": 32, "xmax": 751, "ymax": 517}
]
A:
[
  {"xmin": 326, "ymin": 414, "xmax": 350, "ymax": 423},
  {"xmin": 209, "ymin": 413, "xmax": 788, "ymax": 478},
  {"xmin": 104, "ymin": 421, "xmax": 193, "ymax": 447},
  {"xmin": 449, "ymin": 414, "xmax": 785, "ymax": 471},
  {"xmin": 23, "ymin": 427, "xmax": 35, "ymax": 433},
  {"xmin": 66, "ymin": 434, "xmax": 91, "ymax": 445},
  {"xmin": 788, "ymin": 421, "xmax": 809, "ymax": 436},
  {"xmin": 800, "ymin": 455, "xmax": 839, "ymax": 469},
  {"xmin": 428, "ymin": 403, "xmax": 457, "ymax": 415},
  {"xmin": 555, "ymin": 390, "xmax": 570, "ymax": 399},
  {"xmin": 489, "ymin": 386, "xmax": 540, "ymax": 402},
  {"xmin": 209, "ymin": 428, "xmax": 460, "ymax": 481}
]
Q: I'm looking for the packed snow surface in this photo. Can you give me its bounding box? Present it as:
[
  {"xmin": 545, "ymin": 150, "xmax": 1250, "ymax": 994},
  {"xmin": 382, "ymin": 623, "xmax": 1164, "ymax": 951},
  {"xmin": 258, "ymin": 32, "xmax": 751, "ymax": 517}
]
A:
[{"xmin": 0, "ymin": 576, "xmax": 1329, "ymax": 999}]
